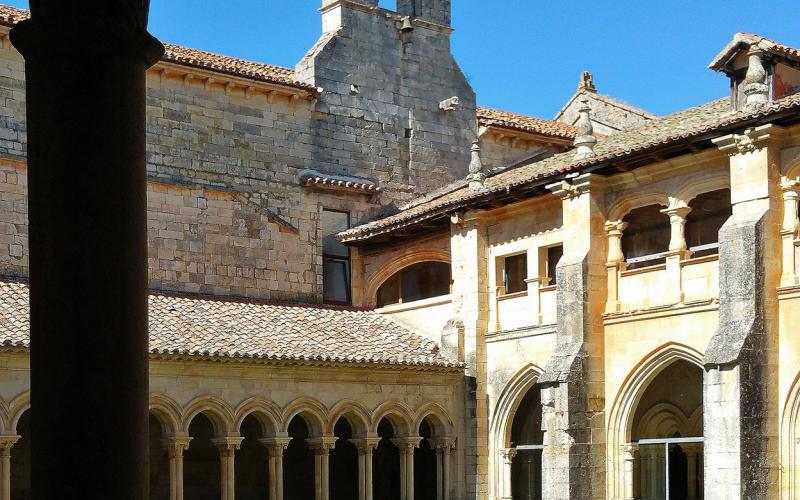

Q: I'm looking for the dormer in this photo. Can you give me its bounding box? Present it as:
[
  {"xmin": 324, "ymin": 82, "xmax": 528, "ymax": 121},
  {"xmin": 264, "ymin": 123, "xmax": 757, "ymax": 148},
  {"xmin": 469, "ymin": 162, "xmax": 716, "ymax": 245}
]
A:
[{"xmin": 710, "ymin": 33, "xmax": 800, "ymax": 111}]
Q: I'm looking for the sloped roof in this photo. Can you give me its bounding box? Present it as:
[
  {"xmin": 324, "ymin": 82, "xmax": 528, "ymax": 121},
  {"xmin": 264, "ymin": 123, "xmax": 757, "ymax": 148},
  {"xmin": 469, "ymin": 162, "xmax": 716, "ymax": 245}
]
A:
[
  {"xmin": 0, "ymin": 5, "xmax": 317, "ymax": 93},
  {"xmin": 0, "ymin": 279, "xmax": 459, "ymax": 369},
  {"xmin": 710, "ymin": 32, "xmax": 800, "ymax": 72},
  {"xmin": 340, "ymin": 92, "xmax": 800, "ymax": 243},
  {"xmin": 477, "ymin": 106, "xmax": 576, "ymax": 140}
]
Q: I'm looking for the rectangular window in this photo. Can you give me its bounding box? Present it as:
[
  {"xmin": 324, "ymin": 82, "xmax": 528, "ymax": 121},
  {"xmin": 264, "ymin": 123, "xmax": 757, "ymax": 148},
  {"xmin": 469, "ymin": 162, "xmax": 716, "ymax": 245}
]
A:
[
  {"xmin": 504, "ymin": 253, "xmax": 527, "ymax": 294},
  {"xmin": 321, "ymin": 209, "xmax": 351, "ymax": 304},
  {"xmin": 546, "ymin": 245, "xmax": 563, "ymax": 286}
]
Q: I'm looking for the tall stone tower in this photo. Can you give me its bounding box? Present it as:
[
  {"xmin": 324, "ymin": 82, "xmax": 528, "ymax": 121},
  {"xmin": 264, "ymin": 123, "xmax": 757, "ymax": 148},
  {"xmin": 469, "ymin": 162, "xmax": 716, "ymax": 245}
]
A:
[{"xmin": 297, "ymin": 0, "xmax": 476, "ymax": 201}]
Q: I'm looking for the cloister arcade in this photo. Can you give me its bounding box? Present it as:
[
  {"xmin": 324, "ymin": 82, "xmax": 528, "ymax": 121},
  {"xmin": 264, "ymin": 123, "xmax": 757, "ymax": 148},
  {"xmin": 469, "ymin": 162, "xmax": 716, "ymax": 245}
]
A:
[{"xmin": 0, "ymin": 394, "xmax": 457, "ymax": 500}]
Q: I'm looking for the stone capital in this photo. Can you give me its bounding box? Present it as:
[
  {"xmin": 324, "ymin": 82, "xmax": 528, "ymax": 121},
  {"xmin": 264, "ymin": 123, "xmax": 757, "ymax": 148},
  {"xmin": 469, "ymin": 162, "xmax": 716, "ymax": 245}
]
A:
[
  {"xmin": 604, "ymin": 219, "xmax": 628, "ymax": 235},
  {"xmin": 307, "ymin": 435, "xmax": 338, "ymax": 454},
  {"xmin": 500, "ymin": 447, "xmax": 517, "ymax": 462},
  {"xmin": 162, "ymin": 435, "xmax": 193, "ymax": 458},
  {"xmin": 392, "ymin": 436, "xmax": 422, "ymax": 452},
  {"xmin": 211, "ymin": 436, "xmax": 244, "ymax": 455},
  {"xmin": 351, "ymin": 436, "xmax": 381, "ymax": 454},
  {"xmin": 430, "ymin": 436, "xmax": 456, "ymax": 451},
  {"xmin": 781, "ymin": 176, "xmax": 800, "ymax": 195},
  {"xmin": 660, "ymin": 205, "xmax": 692, "ymax": 219},
  {"xmin": 621, "ymin": 442, "xmax": 638, "ymax": 461},
  {"xmin": 258, "ymin": 436, "xmax": 292, "ymax": 457},
  {"xmin": 0, "ymin": 434, "xmax": 20, "ymax": 457}
]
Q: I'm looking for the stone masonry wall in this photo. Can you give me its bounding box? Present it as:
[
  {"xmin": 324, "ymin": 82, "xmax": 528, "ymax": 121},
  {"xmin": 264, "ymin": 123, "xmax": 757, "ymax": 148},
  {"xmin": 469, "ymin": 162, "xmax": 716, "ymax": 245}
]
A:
[{"xmin": 0, "ymin": 0, "xmax": 482, "ymax": 303}]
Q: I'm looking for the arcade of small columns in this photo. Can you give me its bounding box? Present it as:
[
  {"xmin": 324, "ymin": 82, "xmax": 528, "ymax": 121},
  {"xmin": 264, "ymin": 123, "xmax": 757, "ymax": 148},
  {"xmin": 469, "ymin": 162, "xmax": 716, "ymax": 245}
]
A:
[{"xmin": 0, "ymin": 394, "xmax": 458, "ymax": 500}]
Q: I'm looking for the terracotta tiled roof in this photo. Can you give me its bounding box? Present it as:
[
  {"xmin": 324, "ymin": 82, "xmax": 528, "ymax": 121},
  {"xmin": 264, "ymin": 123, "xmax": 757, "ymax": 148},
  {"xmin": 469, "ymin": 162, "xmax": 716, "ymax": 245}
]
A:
[
  {"xmin": 0, "ymin": 280, "xmax": 459, "ymax": 368},
  {"xmin": 710, "ymin": 32, "xmax": 800, "ymax": 71},
  {"xmin": 0, "ymin": 5, "xmax": 316, "ymax": 93},
  {"xmin": 341, "ymin": 92, "xmax": 800, "ymax": 243},
  {"xmin": 477, "ymin": 106, "xmax": 576, "ymax": 140}
]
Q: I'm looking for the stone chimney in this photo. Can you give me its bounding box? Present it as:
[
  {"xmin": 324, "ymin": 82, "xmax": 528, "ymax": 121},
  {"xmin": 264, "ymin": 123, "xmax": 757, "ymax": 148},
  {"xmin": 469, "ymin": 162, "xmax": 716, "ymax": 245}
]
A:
[
  {"xmin": 573, "ymin": 99, "xmax": 597, "ymax": 160},
  {"xmin": 397, "ymin": 0, "xmax": 451, "ymax": 27},
  {"xmin": 741, "ymin": 46, "xmax": 769, "ymax": 109},
  {"xmin": 467, "ymin": 141, "xmax": 485, "ymax": 191}
]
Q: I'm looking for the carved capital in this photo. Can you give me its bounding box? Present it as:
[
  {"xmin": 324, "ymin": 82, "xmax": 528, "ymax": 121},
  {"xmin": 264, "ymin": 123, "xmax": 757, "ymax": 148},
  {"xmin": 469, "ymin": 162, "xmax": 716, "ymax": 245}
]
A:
[
  {"xmin": 0, "ymin": 435, "xmax": 20, "ymax": 457},
  {"xmin": 621, "ymin": 442, "xmax": 638, "ymax": 461},
  {"xmin": 162, "ymin": 435, "xmax": 193, "ymax": 458},
  {"xmin": 351, "ymin": 436, "xmax": 381, "ymax": 455},
  {"xmin": 258, "ymin": 437, "xmax": 292, "ymax": 457},
  {"xmin": 392, "ymin": 436, "xmax": 422, "ymax": 453},
  {"xmin": 307, "ymin": 436, "xmax": 338, "ymax": 455},
  {"xmin": 546, "ymin": 173, "xmax": 604, "ymax": 200},
  {"xmin": 211, "ymin": 436, "xmax": 244, "ymax": 456},
  {"xmin": 604, "ymin": 220, "xmax": 629, "ymax": 236},
  {"xmin": 431, "ymin": 436, "xmax": 456, "ymax": 452},
  {"xmin": 500, "ymin": 447, "xmax": 518, "ymax": 462}
]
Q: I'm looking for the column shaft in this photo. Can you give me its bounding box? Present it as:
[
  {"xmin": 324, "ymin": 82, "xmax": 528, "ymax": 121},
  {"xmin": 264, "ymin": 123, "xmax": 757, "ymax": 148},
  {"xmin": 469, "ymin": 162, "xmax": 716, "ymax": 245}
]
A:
[
  {"xmin": 0, "ymin": 441, "xmax": 14, "ymax": 500},
  {"xmin": 435, "ymin": 448, "xmax": 443, "ymax": 500},
  {"xmin": 10, "ymin": 8, "xmax": 163, "ymax": 500},
  {"xmin": 365, "ymin": 449, "xmax": 373, "ymax": 500},
  {"xmin": 442, "ymin": 447, "xmax": 450, "ymax": 500},
  {"xmin": 406, "ymin": 448, "xmax": 414, "ymax": 500}
]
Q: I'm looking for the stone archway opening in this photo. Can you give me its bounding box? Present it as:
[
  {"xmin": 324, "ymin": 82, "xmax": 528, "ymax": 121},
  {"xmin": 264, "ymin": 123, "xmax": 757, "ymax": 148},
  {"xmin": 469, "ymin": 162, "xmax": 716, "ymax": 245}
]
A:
[
  {"xmin": 10, "ymin": 408, "xmax": 31, "ymax": 500},
  {"xmin": 509, "ymin": 384, "xmax": 543, "ymax": 500},
  {"xmin": 185, "ymin": 413, "xmax": 222, "ymax": 500},
  {"xmin": 236, "ymin": 414, "xmax": 270, "ymax": 500},
  {"xmin": 148, "ymin": 412, "xmax": 170, "ymax": 500},
  {"xmin": 285, "ymin": 415, "xmax": 315, "ymax": 500},
  {"xmin": 330, "ymin": 417, "xmax": 358, "ymax": 499},
  {"xmin": 414, "ymin": 419, "xmax": 437, "ymax": 500},
  {"xmin": 374, "ymin": 417, "xmax": 401, "ymax": 500},
  {"xmin": 631, "ymin": 359, "xmax": 703, "ymax": 500}
]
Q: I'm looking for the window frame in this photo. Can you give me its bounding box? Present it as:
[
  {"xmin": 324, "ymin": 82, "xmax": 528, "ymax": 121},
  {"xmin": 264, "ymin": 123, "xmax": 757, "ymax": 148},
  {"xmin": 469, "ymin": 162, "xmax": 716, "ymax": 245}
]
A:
[
  {"xmin": 502, "ymin": 252, "xmax": 528, "ymax": 296},
  {"xmin": 321, "ymin": 208, "xmax": 352, "ymax": 305}
]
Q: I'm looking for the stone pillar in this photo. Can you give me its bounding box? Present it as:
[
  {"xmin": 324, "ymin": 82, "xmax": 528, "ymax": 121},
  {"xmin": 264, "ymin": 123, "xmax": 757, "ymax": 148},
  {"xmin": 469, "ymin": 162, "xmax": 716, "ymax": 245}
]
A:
[
  {"xmin": 499, "ymin": 448, "xmax": 517, "ymax": 499},
  {"xmin": 661, "ymin": 204, "xmax": 692, "ymax": 303},
  {"xmin": 780, "ymin": 176, "xmax": 800, "ymax": 287},
  {"xmin": 8, "ymin": 3, "xmax": 164, "ymax": 498},
  {"xmin": 604, "ymin": 220, "xmax": 628, "ymax": 313},
  {"xmin": 449, "ymin": 210, "xmax": 490, "ymax": 498},
  {"xmin": 684, "ymin": 444, "xmax": 701, "ymax": 500},
  {"xmin": 539, "ymin": 174, "xmax": 608, "ymax": 500},
  {"xmin": 260, "ymin": 436, "xmax": 292, "ymax": 500},
  {"xmin": 432, "ymin": 437, "xmax": 455, "ymax": 500},
  {"xmin": 212, "ymin": 437, "xmax": 243, "ymax": 500},
  {"xmin": 0, "ymin": 436, "xmax": 19, "ymax": 500},
  {"xmin": 393, "ymin": 437, "xmax": 421, "ymax": 500},
  {"xmin": 308, "ymin": 436, "xmax": 337, "ymax": 500},
  {"xmin": 163, "ymin": 436, "xmax": 192, "ymax": 500},
  {"xmin": 621, "ymin": 443, "xmax": 637, "ymax": 500},
  {"xmin": 352, "ymin": 437, "xmax": 380, "ymax": 500},
  {"xmin": 704, "ymin": 125, "xmax": 786, "ymax": 499}
]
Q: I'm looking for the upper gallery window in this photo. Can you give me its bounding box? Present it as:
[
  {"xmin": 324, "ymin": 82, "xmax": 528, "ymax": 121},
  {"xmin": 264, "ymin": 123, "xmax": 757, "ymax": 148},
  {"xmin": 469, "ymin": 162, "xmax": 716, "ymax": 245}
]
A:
[
  {"xmin": 321, "ymin": 209, "xmax": 351, "ymax": 305},
  {"xmin": 544, "ymin": 245, "xmax": 563, "ymax": 286},
  {"xmin": 376, "ymin": 261, "xmax": 451, "ymax": 308},
  {"xmin": 503, "ymin": 253, "xmax": 527, "ymax": 294},
  {"xmin": 685, "ymin": 189, "xmax": 731, "ymax": 258},
  {"xmin": 622, "ymin": 204, "xmax": 671, "ymax": 270}
]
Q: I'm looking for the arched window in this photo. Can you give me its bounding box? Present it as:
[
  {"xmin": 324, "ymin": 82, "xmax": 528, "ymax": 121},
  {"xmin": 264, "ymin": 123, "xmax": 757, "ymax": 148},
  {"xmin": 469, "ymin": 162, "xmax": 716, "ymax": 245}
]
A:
[
  {"xmin": 622, "ymin": 205, "xmax": 670, "ymax": 269},
  {"xmin": 377, "ymin": 261, "xmax": 451, "ymax": 307},
  {"xmin": 510, "ymin": 386, "xmax": 543, "ymax": 500},
  {"xmin": 685, "ymin": 189, "xmax": 731, "ymax": 257}
]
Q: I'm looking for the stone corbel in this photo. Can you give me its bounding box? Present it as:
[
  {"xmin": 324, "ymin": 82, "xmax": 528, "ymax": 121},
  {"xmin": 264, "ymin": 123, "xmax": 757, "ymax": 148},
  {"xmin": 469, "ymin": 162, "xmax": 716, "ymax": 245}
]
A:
[
  {"xmin": 712, "ymin": 124, "xmax": 788, "ymax": 157},
  {"xmin": 546, "ymin": 173, "xmax": 604, "ymax": 201}
]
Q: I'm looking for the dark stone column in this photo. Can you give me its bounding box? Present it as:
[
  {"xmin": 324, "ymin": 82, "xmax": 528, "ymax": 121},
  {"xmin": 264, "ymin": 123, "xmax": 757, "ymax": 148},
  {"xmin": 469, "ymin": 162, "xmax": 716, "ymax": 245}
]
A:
[{"xmin": 9, "ymin": 3, "xmax": 163, "ymax": 499}]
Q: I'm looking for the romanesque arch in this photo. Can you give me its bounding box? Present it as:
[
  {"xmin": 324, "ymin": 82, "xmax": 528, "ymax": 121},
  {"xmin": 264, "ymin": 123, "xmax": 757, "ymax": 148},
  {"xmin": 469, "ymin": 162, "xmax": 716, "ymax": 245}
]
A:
[
  {"xmin": 280, "ymin": 397, "xmax": 328, "ymax": 437},
  {"xmin": 149, "ymin": 393, "xmax": 181, "ymax": 435},
  {"xmin": 606, "ymin": 343, "xmax": 704, "ymax": 499}
]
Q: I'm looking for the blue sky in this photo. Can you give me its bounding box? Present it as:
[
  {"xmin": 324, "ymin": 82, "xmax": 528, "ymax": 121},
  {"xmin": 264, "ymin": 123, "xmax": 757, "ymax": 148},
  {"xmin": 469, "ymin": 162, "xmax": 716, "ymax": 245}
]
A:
[{"xmin": 5, "ymin": 1, "xmax": 798, "ymax": 118}]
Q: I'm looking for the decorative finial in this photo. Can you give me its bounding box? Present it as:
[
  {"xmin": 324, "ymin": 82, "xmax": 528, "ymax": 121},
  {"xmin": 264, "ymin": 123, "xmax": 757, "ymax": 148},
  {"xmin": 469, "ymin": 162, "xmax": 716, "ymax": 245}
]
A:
[
  {"xmin": 578, "ymin": 71, "xmax": 596, "ymax": 93},
  {"xmin": 467, "ymin": 141, "xmax": 485, "ymax": 191},
  {"xmin": 742, "ymin": 45, "xmax": 769, "ymax": 109},
  {"xmin": 573, "ymin": 98, "xmax": 597, "ymax": 161}
]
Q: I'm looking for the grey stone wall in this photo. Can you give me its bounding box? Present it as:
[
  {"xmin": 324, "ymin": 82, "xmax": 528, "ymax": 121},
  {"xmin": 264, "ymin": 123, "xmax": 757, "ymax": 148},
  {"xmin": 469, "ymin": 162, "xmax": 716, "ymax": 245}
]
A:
[
  {"xmin": 296, "ymin": 0, "xmax": 476, "ymax": 202},
  {"xmin": 0, "ymin": 0, "xmax": 479, "ymax": 303},
  {"xmin": 558, "ymin": 90, "xmax": 652, "ymax": 136}
]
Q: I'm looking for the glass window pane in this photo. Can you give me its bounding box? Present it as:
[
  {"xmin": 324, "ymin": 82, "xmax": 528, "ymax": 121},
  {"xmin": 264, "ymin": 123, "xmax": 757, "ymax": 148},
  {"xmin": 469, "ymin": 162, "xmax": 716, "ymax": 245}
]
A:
[
  {"xmin": 504, "ymin": 254, "xmax": 527, "ymax": 294},
  {"xmin": 323, "ymin": 257, "xmax": 350, "ymax": 303},
  {"xmin": 376, "ymin": 262, "xmax": 451, "ymax": 306},
  {"xmin": 321, "ymin": 209, "xmax": 350, "ymax": 257},
  {"xmin": 377, "ymin": 273, "xmax": 401, "ymax": 308}
]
